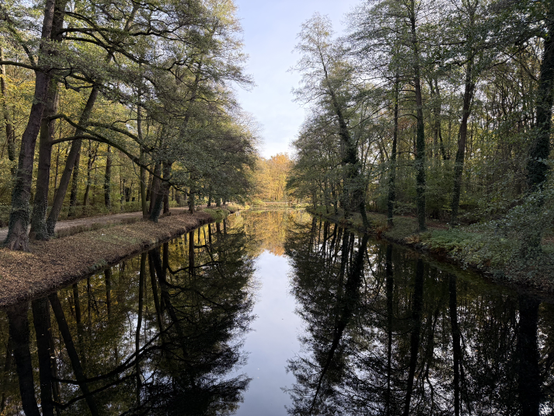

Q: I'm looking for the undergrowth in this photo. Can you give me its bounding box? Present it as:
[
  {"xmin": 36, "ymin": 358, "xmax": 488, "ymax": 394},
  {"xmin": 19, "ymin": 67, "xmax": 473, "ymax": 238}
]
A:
[
  {"xmin": 203, "ymin": 208, "xmax": 230, "ymax": 222},
  {"xmin": 309, "ymin": 197, "xmax": 554, "ymax": 283}
]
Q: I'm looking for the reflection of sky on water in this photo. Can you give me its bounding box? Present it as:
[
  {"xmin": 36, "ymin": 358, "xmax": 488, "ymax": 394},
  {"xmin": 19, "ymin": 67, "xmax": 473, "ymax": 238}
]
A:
[{"xmin": 235, "ymin": 250, "xmax": 302, "ymax": 416}]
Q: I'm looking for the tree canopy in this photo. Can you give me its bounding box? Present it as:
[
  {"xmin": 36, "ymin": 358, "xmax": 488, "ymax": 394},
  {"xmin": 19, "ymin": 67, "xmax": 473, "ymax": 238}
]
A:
[
  {"xmin": 0, "ymin": 0, "xmax": 258, "ymax": 250},
  {"xmin": 288, "ymin": 0, "xmax": 554, "ymax": 253}
]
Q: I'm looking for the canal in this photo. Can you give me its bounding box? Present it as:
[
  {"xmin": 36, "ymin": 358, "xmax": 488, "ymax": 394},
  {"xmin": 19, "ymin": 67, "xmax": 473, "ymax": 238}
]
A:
[{"xmin": 0, "ymin": 209, "xmax": 552, "ymax": 415}]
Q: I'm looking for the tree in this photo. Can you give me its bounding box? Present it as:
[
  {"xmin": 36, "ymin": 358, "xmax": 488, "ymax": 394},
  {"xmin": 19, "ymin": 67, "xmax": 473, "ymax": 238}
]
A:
[
  {"xmin": 0, "ymin": 0, "xmax": 256, "ymax": 249},
  {"xmin": 255, "ymin": 153, "xmax": 292, "ymax": 202},
  {"xmin": 2, "ymin": 0, "xmax": 65, "ymax": 250},
  {"xmin": 293, "ymin": 14, "xmax": 370, "ymax": 228}
]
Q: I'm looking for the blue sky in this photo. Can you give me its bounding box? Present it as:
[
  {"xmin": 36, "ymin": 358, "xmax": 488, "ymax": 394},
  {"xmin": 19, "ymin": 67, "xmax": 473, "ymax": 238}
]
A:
[{"xmin": 233, "ymin": 0, "xmax": 361, "ymax": 159}]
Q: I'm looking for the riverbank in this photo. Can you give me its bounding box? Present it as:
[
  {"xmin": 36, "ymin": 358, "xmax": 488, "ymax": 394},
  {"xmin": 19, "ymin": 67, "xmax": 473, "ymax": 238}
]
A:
[
  {"xmin": 309, "ymin": 207, "xmax": 554, "ymax": 296},
  {"xmin": 0, "ymin": 207, "xmax": 232, "ymax": 307}
]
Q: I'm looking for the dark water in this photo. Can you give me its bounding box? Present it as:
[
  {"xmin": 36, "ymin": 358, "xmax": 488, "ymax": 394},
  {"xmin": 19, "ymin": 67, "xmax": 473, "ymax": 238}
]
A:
[{"xmin": 0, "ymin": 210, "xmax": 553, "ymax": 415}]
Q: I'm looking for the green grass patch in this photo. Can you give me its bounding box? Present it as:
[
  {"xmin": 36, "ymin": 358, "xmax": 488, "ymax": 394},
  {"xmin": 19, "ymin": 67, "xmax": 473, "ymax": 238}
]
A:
[
  {"xmin": 426, "ymin": 229, "xmax": 516, "ymax": 270},
  {"xmin": 250, "ymin": 199, "xmax": 266, "ymax": 207},
  {"xmin": 203, "ymin": 208, "xmax": 230, "ymax": 222},
  {"xmin": 89, "ymin": 259, "xmax": 108, "ymax": 272}
]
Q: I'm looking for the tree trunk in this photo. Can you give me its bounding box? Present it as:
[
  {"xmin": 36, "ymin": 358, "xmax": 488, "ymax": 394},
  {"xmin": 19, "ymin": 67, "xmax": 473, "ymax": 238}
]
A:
[
  {"xmin": 5, "ymin": 0, "xmax": 57, "ymax": 251},
  {"xmin": 320, "ymin": 50, "xmax": 369, "ymax": 228},
  {"xmin": 30, "ymin": 77, "xmax": 59, "ymax": 240},
  {"xmin": 451, "ymin": 59, "xmax": 475, "ymax": 225},
  {"xmin": 149, "ymin": 162, "xmax": 169, "ymax": 223},
  {"xmin": 188, "ymin": 189, "xmax": 196, "ymax": 214},
  {"xmin": 0, "ymin": 47, "xmax": 16, "ymax": 174},
  {"xmin": 29, "ymin": 0, "xmax": 67, "ymax": 240},
  {"xmin": 163, "ymin": 185, "xmax": 170, "ymax": 214},
  {"xmin": 47, "ymin": 88, "xmax": 98, "ymax": 235},
  {"xmin": 104, "ymin": 146, "xmax": 112, "ymax": 209},
  {"xmin": 387, "ymin": 74, "xmax": 400, "ymax": 227},
  {"xmin": 67, "ymin": 147, "xmax": 81, "ymax": 217},
  {"xmin": 148, "ymin": 162, "xmax": 161, "ymax": 216},
  {"xmin": 82, "ymin": 141, "xmax": 98, "ymax": 210},
  {"xmin": 522, "ymin": 4, "xmax": 554, "ymax": 257},
  {"xmin": 527, "ymin": 5, "xmax": 554, "ymax": 192},
  {"xmin": 409, "ymin": 1, "xmax": 427, "ymax": 232}
]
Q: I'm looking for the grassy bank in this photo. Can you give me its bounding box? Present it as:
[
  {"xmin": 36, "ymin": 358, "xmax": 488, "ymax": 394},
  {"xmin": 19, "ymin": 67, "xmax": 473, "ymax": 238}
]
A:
[
  {"xmin": 0, "ymin": 207, "xmax": 233, "ymax": 307},
  {"xmin": 309, "ymin": 207, "xmax": 554, "ymax": 294}
]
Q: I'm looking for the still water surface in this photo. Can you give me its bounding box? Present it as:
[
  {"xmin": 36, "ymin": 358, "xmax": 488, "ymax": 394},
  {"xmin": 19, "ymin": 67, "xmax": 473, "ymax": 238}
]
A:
[{"xmin": 0, "ymin": 210, "xmax": 553, "ymax": 415}]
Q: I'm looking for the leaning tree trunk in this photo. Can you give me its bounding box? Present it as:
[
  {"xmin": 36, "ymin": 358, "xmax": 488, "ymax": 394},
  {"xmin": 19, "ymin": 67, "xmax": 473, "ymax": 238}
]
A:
[
  {"xmin": 5, "ymin": 0, "xmax": 57, "ymax": 251},
  {"xmin": 451, "ymin": 58, "xmax": 475, "ymax": 225},
  {"xmin": 328, "ymin": 78, "xmax": 369, "ymax": 228},
  {"xmin": 46, "ymin": 88, "xmax": 98, "ymax": 235},
  {"xmin": 46, "ymin": 6, "xmax": 138, "ymax": 233}
]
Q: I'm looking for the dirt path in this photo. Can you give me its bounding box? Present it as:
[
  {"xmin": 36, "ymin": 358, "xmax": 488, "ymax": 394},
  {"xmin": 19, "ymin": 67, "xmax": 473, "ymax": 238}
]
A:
[{"xmin": 0, "ymin": 207, "xmax": 191, "ymax": 242}]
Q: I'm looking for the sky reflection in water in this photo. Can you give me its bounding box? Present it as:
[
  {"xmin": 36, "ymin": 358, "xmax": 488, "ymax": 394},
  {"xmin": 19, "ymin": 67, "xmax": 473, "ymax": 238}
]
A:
[
  {"xmin": 234, "ymin": 251, "xmax": 301, "ymax": 416},
  {"xmin": 1, "ymin": 210, "xmax": 553, "ymax": 415}
]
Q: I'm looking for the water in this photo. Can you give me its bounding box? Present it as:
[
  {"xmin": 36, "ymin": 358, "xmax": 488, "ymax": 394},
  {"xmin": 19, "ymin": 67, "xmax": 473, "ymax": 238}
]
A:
[{"xmin": 0, "ymin": 210, "xmax": 553, "ymax": 415}]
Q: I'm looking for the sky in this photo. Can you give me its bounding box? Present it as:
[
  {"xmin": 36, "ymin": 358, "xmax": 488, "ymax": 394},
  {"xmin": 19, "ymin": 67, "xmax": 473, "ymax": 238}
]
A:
[
  {"xmin": 233, "ymin": 0, "xmax": 361, "ymax": 159},
  {"xmin": 233, "ymin": 251, "xmax": 301, "ymax": 415}
]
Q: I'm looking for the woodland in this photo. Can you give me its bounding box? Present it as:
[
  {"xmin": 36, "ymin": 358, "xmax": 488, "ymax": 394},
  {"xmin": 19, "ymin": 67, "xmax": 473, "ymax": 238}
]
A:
[
  {"xmin": 287, "ymin": 0, "xmax": 554, "ymax": 262},
  {"xmin": 0, "ymin": 0, "xmax": 258, "ymax": 251},
  {"xmin": 1, "ymin": 0, "xmax": 554, "ymax": 267}
]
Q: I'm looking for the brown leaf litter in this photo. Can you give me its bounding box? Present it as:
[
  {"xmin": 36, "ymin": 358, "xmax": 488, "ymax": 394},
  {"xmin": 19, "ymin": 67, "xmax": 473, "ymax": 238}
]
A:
[{"xmin": 0, "ymin": 211, "xmax": 214, "ymax": 307}]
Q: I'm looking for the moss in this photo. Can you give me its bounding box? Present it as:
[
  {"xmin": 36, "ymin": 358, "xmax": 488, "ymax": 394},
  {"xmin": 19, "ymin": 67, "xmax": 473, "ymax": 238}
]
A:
[
  {"xmin": 89, "ymin": 259, "xmax": 107, "ymax": 272},
  {"xmin": 203, "ymin": 208, "xmax": 230, "ymax": 222}
]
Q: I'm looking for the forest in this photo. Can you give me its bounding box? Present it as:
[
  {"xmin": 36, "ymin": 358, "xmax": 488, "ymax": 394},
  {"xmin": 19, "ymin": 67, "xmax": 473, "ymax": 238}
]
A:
[
  {"xmin": 1, "ymin": 0, "xmax": 554, "ymax": 263},
  {"xmin": 287, "ymin": 0, "xmax": 554, "ymax": 260},
  {"xmin": 0, "ymin": 0, "xmax": 259, "ymax": 251}
]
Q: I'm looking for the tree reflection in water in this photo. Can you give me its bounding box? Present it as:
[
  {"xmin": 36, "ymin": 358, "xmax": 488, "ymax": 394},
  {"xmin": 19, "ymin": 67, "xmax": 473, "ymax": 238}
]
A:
[
  {"xmin": 0, "ymin": 220, "xmax": 254, "ymax": 415},
  {"xmin": 285, "ymin": 219, "xmax": 553, "ymax": 416},
  {"xmin": 2, "ymin": 212, "xmax": 554, "ymax": 415}
]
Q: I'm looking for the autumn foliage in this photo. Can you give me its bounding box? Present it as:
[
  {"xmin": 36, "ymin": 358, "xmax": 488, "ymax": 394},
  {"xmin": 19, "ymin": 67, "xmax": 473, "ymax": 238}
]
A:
[{"xmin": 253, "ymin": 153, "xmax": 292, "ymax": 202}]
